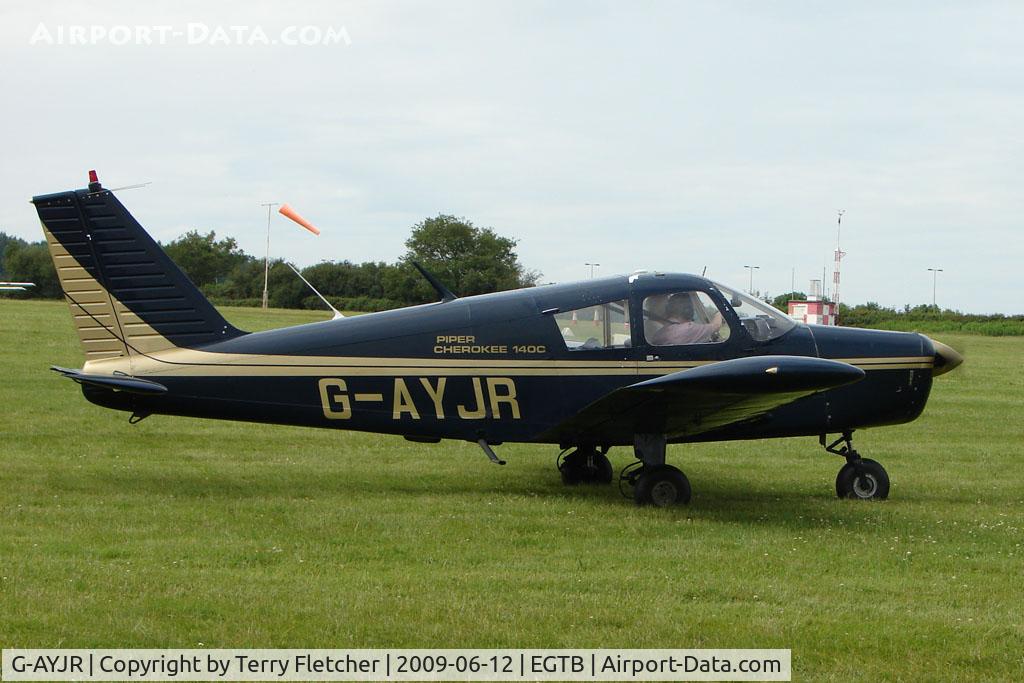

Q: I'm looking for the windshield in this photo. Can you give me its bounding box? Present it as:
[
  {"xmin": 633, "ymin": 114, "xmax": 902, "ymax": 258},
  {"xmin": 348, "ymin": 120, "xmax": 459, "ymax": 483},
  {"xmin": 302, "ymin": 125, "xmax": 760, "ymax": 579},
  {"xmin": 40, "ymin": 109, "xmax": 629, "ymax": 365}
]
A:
[{"xmin": 712, "ymin": 281, "xmax": 797, "ymax": 342}]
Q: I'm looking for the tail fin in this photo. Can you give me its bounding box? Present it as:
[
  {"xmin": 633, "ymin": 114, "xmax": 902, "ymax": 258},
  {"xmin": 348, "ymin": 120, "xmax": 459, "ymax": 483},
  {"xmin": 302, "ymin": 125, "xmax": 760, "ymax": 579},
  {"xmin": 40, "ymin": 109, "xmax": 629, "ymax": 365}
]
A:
[{"xmin": 32, "ymin": 177, "xmax": 244, "ymax": 363}]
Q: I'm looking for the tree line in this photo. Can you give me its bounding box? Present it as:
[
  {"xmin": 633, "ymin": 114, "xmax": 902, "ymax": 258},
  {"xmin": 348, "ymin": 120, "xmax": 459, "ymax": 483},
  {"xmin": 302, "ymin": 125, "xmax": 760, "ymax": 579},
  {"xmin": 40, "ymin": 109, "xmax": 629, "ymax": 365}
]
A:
[
  {"xmin": 0, "ymin": 215, "xmax": 539, "ymax": 311},
  {"xmin": 3, "ymin": 226, "xmax": 1020, "ymax": 334}
]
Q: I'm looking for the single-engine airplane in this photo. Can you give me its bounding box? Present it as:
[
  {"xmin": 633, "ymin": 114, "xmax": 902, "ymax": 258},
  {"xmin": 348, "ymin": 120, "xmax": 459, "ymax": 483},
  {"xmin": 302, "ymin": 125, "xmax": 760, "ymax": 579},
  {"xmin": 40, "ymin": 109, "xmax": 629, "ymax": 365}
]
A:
[{"xmin": 32, "ymin": 172, "xmax": 963, "ymax": 506}]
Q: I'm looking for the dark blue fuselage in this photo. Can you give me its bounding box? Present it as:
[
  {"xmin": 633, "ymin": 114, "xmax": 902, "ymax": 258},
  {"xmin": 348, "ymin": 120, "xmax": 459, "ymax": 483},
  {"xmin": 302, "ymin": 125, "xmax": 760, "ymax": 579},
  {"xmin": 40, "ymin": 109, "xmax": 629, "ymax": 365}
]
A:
[{"xmin": 85, "ymin": 273, "xmax": 936, "ymax": 447}]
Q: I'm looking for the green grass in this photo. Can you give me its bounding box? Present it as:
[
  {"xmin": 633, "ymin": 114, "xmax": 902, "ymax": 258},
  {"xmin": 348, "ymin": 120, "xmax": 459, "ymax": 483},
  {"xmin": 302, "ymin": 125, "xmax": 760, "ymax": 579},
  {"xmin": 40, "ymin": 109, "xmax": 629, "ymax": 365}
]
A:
[
  {"xmin": 847, "ymin": 319, "xmax": 1024, "ymax": 336},
  {"xmin": 1, "ymin": 299, "xmax": 1022, "ymax": 680}
]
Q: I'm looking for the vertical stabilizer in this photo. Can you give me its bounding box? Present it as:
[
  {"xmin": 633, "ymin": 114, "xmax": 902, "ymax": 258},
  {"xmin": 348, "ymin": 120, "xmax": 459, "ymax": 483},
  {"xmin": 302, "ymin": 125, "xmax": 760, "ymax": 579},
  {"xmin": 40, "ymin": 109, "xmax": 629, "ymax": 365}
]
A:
[{"xmin": 32, "ymin": 174, "xmax": 244, "ymax": 365}]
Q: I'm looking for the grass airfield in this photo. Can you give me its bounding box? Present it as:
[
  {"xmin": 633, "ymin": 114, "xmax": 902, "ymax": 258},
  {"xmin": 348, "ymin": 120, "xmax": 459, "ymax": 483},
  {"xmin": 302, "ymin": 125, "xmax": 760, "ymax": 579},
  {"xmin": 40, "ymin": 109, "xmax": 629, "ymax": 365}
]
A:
[{"xmin": 1, "ymin": 299, "xmax": 1022, "ymax": 680}]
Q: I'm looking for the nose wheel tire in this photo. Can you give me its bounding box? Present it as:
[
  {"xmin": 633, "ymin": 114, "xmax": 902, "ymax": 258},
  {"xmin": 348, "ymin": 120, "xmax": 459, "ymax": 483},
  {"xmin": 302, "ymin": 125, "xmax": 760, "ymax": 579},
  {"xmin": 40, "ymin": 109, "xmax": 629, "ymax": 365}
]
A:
[
  {"xmin": 836, "ymin": 459, "xmax": 889, "ymax": 500},
  {"xmin": 634, "ymin": 464, "xmax": 691, "ymax": 507}
]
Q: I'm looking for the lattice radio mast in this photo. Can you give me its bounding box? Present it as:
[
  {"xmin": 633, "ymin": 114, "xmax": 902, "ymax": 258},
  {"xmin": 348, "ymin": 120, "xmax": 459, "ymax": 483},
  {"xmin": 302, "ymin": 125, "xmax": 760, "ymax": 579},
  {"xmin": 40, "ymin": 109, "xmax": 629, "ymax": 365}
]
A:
[{"xmin": 833, "ymin": 210, "xmax": 846, "ymax": 317}]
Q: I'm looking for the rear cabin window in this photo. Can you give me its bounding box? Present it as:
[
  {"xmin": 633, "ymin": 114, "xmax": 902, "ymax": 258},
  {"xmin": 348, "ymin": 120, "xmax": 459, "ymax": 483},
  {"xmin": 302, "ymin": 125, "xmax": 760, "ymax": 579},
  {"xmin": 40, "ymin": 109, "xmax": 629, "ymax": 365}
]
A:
[{"xmin": 554, "ymin": 300, "xmax": 631, "ymax": 350}]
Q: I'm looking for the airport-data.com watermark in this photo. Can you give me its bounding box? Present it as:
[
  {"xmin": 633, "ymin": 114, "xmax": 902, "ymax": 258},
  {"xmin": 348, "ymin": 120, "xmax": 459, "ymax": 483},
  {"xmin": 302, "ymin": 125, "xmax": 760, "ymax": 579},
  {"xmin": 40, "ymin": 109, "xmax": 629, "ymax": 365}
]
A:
[{"xmin": 29, "ymin": 23, "xmax": 351, "ymax": 47}]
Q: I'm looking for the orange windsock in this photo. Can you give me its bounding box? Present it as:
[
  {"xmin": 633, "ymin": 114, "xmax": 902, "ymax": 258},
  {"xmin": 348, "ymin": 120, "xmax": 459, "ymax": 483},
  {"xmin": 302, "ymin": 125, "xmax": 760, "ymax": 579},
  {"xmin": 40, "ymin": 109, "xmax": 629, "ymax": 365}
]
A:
[{"xmin": 278, "ymin": 203, "xmax": 321, "ymax": 236}]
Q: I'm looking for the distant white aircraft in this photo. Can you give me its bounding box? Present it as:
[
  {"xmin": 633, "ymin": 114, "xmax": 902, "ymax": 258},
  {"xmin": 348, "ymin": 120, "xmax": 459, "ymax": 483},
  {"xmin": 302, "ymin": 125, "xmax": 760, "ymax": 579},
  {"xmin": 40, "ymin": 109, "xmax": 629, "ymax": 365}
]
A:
[{"xmin": 0, "ymin": 281, "xmax": 34, "ymax": 291}]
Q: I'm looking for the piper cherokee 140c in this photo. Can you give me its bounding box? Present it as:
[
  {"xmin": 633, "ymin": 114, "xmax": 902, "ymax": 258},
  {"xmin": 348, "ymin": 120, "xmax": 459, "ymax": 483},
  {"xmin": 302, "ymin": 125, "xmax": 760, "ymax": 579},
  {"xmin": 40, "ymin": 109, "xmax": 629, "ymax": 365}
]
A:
[{"xmin": 32, "ymin": 173, "xmax": 963, "ymax": 506}]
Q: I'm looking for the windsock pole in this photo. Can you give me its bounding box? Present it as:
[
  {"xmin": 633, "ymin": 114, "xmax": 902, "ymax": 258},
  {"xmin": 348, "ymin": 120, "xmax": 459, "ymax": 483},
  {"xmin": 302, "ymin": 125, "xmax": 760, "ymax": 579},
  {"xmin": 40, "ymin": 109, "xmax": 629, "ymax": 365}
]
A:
[{"xmin": 260, "ymin": 202, "xmax": 279, "ymax": 309}]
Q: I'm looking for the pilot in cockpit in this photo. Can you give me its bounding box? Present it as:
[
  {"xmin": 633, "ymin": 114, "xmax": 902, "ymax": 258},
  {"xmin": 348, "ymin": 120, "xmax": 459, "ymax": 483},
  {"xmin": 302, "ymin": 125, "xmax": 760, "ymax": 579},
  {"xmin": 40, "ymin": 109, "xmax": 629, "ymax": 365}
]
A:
[{"xmin": 649, "ymin": 292, "xmax": 724, "ymax": 345}]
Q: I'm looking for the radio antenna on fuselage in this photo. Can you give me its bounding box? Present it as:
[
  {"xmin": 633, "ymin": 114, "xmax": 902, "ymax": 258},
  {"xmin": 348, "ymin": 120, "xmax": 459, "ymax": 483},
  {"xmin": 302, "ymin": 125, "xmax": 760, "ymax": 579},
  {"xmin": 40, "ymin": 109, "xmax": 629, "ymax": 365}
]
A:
[
  {"xmin": 284, "ymin": 262, "xmax": 344, "ymax": 319},
  {"xmin": 411, "ymin": 261, "xmax": 458, "ymax": 303}
]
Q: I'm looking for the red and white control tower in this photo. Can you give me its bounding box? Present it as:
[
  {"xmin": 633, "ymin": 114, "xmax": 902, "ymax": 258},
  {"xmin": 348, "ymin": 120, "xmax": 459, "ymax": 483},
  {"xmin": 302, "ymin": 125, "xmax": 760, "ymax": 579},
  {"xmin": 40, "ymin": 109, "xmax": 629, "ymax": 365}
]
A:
[{"xmin": 788, "ymin": 279, "xmax": 837, "ymax": 326}]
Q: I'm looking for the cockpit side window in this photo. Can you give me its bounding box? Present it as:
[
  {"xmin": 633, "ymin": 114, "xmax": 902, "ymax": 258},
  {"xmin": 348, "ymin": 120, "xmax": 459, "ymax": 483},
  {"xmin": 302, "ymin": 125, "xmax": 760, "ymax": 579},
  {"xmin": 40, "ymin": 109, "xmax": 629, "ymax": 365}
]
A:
[
  {"xmin": 553, "ymin": 300, "xmax": 631, "ymax": 351},
  {"xmin": 643, "ymin": 291, "xmax": 730, "ymax": 346}
]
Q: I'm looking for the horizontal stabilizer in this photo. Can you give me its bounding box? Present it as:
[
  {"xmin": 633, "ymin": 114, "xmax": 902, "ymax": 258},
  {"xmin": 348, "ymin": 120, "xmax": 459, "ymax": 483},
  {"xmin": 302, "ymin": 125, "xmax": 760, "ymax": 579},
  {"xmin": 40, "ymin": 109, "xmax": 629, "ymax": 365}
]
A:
[{"xmin": 51, "ymin": 366, "xmax": 168, "ymax": 395}]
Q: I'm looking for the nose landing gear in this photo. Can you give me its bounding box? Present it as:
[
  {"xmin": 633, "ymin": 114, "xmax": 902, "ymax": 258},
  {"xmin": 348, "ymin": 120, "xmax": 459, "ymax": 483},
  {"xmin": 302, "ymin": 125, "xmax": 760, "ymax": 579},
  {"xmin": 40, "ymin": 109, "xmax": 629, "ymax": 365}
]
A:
[{"xmin": 823, "ymin": 431, "xmax": 890, "ymax": 500}]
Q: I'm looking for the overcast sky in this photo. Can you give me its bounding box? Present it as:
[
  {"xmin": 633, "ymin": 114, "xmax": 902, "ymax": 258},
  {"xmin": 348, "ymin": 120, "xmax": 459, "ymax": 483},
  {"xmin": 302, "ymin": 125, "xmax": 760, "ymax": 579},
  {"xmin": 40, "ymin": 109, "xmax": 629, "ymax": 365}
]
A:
[{"xmin": 1, "ymin": 1, "xmax": 1020, "ymax": 313}]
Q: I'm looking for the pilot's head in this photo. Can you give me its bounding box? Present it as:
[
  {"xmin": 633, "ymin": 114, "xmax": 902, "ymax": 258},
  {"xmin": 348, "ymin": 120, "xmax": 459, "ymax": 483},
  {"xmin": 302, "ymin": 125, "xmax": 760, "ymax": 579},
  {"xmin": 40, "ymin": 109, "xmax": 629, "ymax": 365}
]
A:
[{"xmin": 665, "ymin": 293, "xmax": 695, "ymax": 321}]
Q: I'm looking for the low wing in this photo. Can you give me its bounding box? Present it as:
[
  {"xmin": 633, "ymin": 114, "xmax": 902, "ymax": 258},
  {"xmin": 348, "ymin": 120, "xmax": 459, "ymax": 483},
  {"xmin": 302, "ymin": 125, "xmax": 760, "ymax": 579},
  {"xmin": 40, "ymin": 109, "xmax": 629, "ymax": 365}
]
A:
[{"xmin": 548, "ymin": 355, "xmax": 864, "ymax": 442}]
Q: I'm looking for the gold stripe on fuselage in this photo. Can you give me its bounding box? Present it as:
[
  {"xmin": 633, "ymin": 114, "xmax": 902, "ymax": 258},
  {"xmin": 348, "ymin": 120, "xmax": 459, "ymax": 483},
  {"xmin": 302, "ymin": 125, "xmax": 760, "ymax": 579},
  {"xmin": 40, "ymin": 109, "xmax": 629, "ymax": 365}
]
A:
[{"xmin": 81, "ymin": 347, "xmax": 934, "ymax": 379}]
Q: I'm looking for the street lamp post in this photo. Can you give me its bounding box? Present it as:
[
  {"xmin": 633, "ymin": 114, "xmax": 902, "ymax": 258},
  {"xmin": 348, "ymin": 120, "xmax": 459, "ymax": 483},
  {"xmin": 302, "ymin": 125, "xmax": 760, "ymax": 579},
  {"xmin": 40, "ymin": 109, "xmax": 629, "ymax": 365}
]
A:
[
  {"xmin": 585, "ymin": 262, "xmax": 600, "ymax": 279},
  {"xmin": 744, "ymin": 265, "xmax": 760, "ymax": 294},
  {"xmin": 927, "ymin": 268, "xmax": 943, "ymax": 308},
  {"xmin": 260, "ymin": 202, "xmax": 279, "ymax": 309}
]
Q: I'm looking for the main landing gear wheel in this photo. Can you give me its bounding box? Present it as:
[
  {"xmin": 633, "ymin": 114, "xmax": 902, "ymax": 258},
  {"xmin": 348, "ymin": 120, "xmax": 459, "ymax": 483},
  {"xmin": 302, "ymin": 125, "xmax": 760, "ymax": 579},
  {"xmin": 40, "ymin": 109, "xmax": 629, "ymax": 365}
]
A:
[
  {"xmin": 558, "ymin": 447, "xmax": 613, "ymax": 485},
  {"xmin": 633, "ymin": 464, "xmax": 691, "ymax": 507},
  {"xmin": 836, "ymin": 459, "xmax": 889, "ymax": 500}
]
